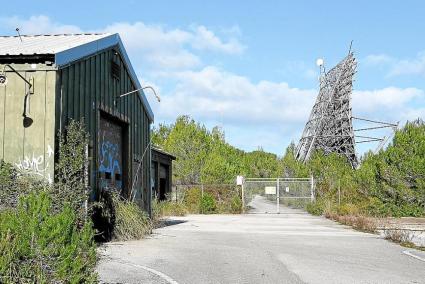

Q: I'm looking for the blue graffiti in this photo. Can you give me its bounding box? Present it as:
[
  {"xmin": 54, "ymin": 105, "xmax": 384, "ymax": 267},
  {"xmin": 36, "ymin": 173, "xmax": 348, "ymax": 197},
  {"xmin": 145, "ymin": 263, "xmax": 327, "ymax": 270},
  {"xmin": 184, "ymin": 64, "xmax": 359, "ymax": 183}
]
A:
[{"xmin": 99, "ymin": 138, "xmax": 122, "ymax": 189}]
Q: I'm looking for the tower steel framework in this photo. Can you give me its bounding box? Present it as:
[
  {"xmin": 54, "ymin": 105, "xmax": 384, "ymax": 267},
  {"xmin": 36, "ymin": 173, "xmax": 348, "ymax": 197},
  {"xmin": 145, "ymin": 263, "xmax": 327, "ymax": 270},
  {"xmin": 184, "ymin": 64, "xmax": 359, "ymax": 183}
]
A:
[{"xmin": 295, "ymin": 52, "xmax": 358, "ymax": 167}]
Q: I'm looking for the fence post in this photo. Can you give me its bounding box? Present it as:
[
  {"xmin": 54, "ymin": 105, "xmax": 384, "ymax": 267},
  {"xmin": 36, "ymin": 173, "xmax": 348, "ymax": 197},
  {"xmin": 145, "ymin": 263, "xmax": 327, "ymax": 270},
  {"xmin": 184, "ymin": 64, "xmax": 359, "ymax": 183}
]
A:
[
  {"xmin": 276, "ymin": 178, "xmax": 280, "ymax": 214},
  {"xmin": 241, "ymin": 181, "xmax": 245, "ymax": 214},
  {"xmin": 338, "ymin": 179, "xmax": 341, "ymax": 206},
  {"xmin": 201, "ymin": 183, "xmax": 204, "ymax": 214},
  {"xmin": 310, "ymin": 175, "xmax": 314, "ymax": 202}
]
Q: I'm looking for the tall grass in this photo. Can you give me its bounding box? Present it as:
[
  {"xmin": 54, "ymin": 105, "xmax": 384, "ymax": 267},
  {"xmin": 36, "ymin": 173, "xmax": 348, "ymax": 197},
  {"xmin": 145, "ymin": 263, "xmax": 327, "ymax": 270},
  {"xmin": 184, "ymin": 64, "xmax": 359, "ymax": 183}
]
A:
[{"xmin": 112, "ymin": 195, "xmax": 152, "ymax": 241}]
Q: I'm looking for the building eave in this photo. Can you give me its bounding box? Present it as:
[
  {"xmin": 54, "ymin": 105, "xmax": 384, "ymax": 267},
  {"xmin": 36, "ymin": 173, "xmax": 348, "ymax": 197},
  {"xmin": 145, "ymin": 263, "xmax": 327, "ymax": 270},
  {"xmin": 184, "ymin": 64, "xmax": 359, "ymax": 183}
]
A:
[{"xmin": 54, "ymin": 33, "xmax": 154, "ymax": 122}]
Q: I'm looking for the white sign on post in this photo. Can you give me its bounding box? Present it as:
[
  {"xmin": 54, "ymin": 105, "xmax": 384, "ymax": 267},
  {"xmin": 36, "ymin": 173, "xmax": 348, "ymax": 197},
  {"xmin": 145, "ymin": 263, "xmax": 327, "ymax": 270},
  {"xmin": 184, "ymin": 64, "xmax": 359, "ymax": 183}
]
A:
[{"xmin": 236, "ymin": 175, "xmax": 244, "ymax": 186}]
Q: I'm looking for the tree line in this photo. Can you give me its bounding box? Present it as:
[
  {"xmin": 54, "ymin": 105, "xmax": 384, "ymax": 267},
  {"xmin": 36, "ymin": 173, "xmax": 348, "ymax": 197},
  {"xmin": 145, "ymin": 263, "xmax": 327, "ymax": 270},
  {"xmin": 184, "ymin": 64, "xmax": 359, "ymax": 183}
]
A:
[
  {"xmin": 152, "ymin": 115, "xmax": 283, "ymax": 184},
  {"xmin": 153, "ymin": 115, "xmax": 425, "ymax": 217}
]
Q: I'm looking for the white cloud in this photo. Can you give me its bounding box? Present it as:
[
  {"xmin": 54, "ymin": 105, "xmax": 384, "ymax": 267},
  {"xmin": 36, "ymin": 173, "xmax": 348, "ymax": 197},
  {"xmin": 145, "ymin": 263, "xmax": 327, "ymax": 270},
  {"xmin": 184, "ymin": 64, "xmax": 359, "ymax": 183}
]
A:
[
  {"xmin": 0, "ymin": 15, "xmax": 82, "ymax": 34},
  {"xmin": 155, "ymin": 66, "xmax": 317, "ymax": 126},
  {"xmin": 103, "ymin": 22, "xmax": 191, "ymax": 51},
  {"xmin": 102, "ymin": 22, "xmax": 244, "ymax": 70},
  {"xmin": 364, "ymin": 52, "xmax": 425, "ymax": 77},
  {"xmin": 388, "ymin": 52, "xmax": 425, "ymax": 77},
  {"xmin": 363, "ymin": 54, "xmax": 394, "ymax": 66},
  {"xmin": 0, "ymin": 15, "xmax": 244, "ymax": 71},
  {"xmin": 353, "ymin": 87, "xmax": 423, "ymax": 112},
  {"xmin": 190, "ymin": 25, "xmax": 245, "ymax": 54}
]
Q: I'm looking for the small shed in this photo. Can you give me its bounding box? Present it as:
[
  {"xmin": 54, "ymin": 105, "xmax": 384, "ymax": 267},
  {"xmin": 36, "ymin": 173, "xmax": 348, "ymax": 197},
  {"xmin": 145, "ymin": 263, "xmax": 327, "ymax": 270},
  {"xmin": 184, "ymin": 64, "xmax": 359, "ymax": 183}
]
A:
[
  {"xmin": 151, "ymin": 147, "xmax": 176, "ymax": 200},
  {"xmin": 0, "ymin": 33, "xmax": 153, "ymax": 213}
]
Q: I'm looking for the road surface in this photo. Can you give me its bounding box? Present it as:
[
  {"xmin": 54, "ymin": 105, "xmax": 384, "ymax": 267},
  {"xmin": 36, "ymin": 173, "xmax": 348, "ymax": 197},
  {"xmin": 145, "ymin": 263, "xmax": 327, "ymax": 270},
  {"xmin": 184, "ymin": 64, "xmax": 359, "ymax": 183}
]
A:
[{"xmin": 97, "ymin": 196, "xmax": 425, "ymax": 283}]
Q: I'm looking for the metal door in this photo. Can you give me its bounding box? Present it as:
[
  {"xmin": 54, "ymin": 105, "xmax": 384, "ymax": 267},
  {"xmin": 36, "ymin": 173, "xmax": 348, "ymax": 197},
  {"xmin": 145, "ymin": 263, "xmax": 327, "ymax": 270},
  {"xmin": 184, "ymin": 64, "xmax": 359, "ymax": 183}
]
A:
[{"xmin": 98, "ymin": 117, "xmax": 124, "ymax": 191}]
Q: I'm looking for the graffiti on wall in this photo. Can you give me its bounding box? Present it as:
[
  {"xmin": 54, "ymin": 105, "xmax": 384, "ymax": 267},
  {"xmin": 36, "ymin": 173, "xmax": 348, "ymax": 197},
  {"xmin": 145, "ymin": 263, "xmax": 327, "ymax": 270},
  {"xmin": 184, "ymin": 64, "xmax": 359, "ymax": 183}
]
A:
[
  {"xmin": 15, "ymin": 144, "xmax": 54, "ymax": 183},
  {"xmin": 99, "ymin": 134, "xmax": 122, "ymax": 188},
  {"xmin": 98, "ymin": 117, "xmax": 124, "ymax": 190}
]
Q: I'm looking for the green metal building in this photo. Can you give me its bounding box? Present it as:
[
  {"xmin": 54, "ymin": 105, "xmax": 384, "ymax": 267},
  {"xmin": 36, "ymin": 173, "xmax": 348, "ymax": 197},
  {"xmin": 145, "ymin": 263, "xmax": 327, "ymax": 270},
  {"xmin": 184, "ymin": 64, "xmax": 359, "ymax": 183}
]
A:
[
  {"xmin": 151, "ymin": 147, "xmax": 176, "ymax": 201},
  {"xmin": 0, "ymin": 33, "xmax": 154, "ymax": 213}
]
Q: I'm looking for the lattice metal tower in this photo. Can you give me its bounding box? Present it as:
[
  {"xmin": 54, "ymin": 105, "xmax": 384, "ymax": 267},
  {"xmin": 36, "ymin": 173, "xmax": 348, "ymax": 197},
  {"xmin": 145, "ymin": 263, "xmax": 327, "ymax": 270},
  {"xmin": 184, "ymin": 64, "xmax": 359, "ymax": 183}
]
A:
[{"xmin": 295, "ymin": 51, "xmax": 358, "ymax": 167}]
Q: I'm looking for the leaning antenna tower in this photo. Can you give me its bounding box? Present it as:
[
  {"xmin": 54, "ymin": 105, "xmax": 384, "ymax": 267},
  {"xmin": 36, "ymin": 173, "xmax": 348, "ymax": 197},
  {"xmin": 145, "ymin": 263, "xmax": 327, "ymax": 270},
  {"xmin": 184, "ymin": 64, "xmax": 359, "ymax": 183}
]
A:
[{"xmin": 296, "ymin": 48, "xmax": 358, "ymax": 167}]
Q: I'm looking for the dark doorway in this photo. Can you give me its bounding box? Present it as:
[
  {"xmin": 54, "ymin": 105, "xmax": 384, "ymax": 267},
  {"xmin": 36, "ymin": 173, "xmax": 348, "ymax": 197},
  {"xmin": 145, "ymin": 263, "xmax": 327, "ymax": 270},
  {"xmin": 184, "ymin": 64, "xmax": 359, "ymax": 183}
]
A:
[
  {"xmin": 159, "ymin": 178, "xmax": 166, "ymax": 200},
  {"xmin": 151, "ymin": 147, "xmax": 176, "ymax": 201}
]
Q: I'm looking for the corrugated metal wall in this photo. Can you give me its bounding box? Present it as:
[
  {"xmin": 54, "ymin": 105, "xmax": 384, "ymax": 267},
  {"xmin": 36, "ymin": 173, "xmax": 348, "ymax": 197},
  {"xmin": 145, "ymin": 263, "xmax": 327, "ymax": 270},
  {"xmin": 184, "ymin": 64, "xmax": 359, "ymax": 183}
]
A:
[
  {"xmin": 58, "ymin": 47, "xmax": 151, "ymax": 212},
  {"xmin": 0, "ymin": 64, "xmax": 56, "ymax": 183}
]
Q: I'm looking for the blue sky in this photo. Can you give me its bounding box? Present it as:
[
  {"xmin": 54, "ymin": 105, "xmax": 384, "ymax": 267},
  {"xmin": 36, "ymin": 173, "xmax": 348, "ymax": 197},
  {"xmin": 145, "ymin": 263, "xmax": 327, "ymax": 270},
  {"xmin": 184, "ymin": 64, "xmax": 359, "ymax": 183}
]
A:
[{"xmin": 2, "ymin": 1, "xmax": 425, "ymax": 156}]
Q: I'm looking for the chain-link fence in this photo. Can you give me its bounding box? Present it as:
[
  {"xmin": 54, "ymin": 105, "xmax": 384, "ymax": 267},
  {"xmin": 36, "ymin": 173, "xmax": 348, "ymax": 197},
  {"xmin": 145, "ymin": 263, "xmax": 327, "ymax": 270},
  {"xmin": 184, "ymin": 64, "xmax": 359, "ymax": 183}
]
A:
[
  {"xmin": 170, "ymin": 184, "xmax": 237, "ymax": 201},
  {"xmin": 242, "ymin": 177, "xmax": 314, "ymax": 213},
  {"xmin": 169, "ymin": 183, "xmax": 241, "ymax": 213}
]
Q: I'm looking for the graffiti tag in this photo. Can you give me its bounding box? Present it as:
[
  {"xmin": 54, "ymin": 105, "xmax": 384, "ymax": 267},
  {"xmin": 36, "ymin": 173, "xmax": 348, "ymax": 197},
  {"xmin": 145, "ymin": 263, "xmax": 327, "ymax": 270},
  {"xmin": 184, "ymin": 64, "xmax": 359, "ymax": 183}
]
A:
[
  {"xmin": 99, "ymin": 132, "xmax": 122, "ymax": 188},
  {"xmin": 15, "ymin": 145, "xmax": 53, "ymax": 184}
]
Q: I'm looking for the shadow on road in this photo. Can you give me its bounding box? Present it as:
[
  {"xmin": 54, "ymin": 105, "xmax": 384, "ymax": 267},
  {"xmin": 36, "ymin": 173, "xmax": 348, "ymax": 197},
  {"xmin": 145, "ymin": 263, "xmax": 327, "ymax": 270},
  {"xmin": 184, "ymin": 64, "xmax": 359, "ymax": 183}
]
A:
[{"xmin": 156, "ymin": 219, "xmax": 187, "ymax": 229}]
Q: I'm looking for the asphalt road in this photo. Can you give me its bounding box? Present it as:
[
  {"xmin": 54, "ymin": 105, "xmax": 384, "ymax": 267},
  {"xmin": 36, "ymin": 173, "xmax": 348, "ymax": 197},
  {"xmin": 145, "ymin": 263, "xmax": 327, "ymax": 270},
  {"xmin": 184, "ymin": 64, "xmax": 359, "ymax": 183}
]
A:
[{"xmin": 97, "ymin": 196, "xmax": 425, "ymax": 284}]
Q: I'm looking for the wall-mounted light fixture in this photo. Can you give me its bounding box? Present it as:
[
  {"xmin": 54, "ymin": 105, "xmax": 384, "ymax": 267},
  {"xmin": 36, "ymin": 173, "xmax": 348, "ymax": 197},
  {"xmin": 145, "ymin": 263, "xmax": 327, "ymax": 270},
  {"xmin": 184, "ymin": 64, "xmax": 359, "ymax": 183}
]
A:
[
  {"xmin": 117, "ymin": 85, "xmax": 160, "ymax": 102},
  {"xmin": 0, "ymin": 73, "xmax": 8, "ymax": 86},
  {"xmin": 0, "ymin": 64, "xmax": 35, "ymax": 127}
]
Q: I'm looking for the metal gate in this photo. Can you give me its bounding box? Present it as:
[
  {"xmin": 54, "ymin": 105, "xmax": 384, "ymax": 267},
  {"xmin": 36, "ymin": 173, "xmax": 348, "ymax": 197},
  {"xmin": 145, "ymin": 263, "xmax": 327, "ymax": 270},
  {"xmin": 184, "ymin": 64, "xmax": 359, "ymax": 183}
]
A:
[{"xmin": 242, "ymin": 177, "xmax": 314, "ymax": 214}]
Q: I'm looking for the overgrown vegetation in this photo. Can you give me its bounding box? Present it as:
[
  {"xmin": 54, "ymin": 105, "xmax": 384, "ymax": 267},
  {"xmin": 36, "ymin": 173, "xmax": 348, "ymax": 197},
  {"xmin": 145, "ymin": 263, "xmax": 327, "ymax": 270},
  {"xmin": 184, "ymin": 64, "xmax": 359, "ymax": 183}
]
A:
[
  {"xmin": 291, "ymin": 119, "xmax": 425, "ymax": 218},
  {"xmin": 152, "ymin": 115, "xmax": 283, "ymax": 185},
  {"xmin": 0, "ymin": 120, "xmax": 98, "ymax": 283},
  {"xmin": 0, "ymin": 192, "xmax": 97, "ymax": 283},
  {"xmin": 200, "ymin": 192, "xmax": 217, "ymax": 214},
  {"xmin": 52, "ymin": 120, "xmax": 91, "ymax": 225},
  {"xmin": 103, "ymin": 194, "xmax": 152, "ymax": 241},
  {"xmin": 154, "ymin": 116, "xmax": 424, "ymax": 221},
  {"xmin": 151, "ymin": 115, "xmax": 278, "ymax": 218},
  {"xmin": 1, "ymin": 119, "xmax": 154, "ymax": 282},
  {"xmin": 152, "ymin": 199, "xmax": 188, "ymax": 220},
  {"xmin": 153, "ymin": 185, "xmax": 243, "ymax": 220}
]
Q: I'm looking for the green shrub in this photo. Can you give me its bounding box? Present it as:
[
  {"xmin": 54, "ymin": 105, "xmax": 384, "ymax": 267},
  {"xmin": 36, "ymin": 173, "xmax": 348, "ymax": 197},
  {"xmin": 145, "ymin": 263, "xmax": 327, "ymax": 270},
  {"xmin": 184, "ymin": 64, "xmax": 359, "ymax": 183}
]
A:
[
  {"xmin": 363, "ymin": 197, "xmax": 390, "ymax": 217},
  {"xmin": 306, "ymin": 201, "xmax": 324, "ymax": 216},
  {"xmin": 0, "ymin": 160, "xmax": 16, "ymax": 187},
  {"xmin": 0, "ymin": 161, "xmax": 47, "ymax": 211},
  {"xmin": 230, "ymin": 194, "xmax": 243, "ymax": 213},
  {"xmin": 52, "ymin": 119, "xmax": 90, "ymax": 226},
  {"xmin": 337, "ymin": 203, "xmax": 360, "ymax": 216},
  {"xmin": 0, "ymin": 192, "xmax": 97, "ymax": 283},
  {"xmin": 153, "ymin": 200, "xmax": 187, "ymax": 219},
  {"xmin": 183, "ymin": 188, "xmax": 202, "ymax": 213},
  {"xmin": 200, "ymin": 192, "xmax": 217, "ymax": 214}
]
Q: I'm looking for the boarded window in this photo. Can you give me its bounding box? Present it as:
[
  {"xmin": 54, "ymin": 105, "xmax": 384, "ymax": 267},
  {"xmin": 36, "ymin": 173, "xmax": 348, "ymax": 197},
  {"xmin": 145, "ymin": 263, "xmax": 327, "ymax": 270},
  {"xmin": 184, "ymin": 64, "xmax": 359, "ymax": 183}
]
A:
[{"xmin": 111, "ymin": 61, "xmax": 120, "ymax": 80}]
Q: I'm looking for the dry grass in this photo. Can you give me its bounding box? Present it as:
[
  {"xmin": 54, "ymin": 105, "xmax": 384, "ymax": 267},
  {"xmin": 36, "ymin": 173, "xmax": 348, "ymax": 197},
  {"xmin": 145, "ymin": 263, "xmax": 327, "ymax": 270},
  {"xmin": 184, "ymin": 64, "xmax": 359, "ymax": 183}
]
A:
[
  {"xmin": 383, "ymin": 229, "xmax": 415, "ymax": 248},
  {"xmin": 328, "ymin": 213, "xmax": 425, "ymax": 251},
  {"xmin": 326, "ymin": 213, "xmax": 378, "ymax": 233},
  {"xmin": 112, "ymin": 197, "xmax": 153, "ymax": 241}
]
